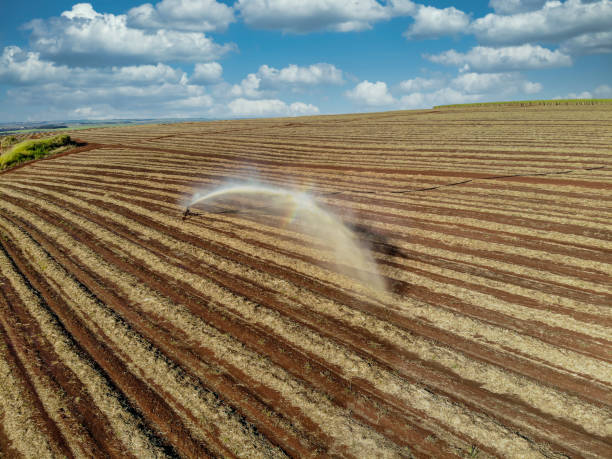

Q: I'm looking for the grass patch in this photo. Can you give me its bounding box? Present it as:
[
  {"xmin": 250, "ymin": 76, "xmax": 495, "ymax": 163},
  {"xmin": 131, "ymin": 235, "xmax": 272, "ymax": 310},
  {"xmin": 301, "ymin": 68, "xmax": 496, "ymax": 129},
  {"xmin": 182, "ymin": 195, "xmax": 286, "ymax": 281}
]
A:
[
  {"xmin": 434, "ymin": 98, "xmax": 612, "ymax": 108},
  {"xmin": 0, "ymin": 134, "xmax": 73, "ymax": 170}
]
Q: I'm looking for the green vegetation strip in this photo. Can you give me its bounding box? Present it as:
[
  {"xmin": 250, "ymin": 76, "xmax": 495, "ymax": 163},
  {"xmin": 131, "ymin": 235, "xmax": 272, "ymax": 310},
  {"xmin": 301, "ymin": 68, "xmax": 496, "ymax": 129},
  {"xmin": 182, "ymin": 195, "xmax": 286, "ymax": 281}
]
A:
[
  {"xmin": 0, "ymin": 135, "xmax": 73, "ymax": 170},
  {"xmin": 434, "ymin": 99, "xmax": 612, "ymax": 109}
]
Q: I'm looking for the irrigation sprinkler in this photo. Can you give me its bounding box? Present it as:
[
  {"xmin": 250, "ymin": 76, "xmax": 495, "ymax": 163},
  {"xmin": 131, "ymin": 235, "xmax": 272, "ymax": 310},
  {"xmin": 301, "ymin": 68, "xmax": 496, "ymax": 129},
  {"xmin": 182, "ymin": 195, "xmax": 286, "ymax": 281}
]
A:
[{"xmin": 185, "ymin": 182, "xmax": 386, "ymax": 293}]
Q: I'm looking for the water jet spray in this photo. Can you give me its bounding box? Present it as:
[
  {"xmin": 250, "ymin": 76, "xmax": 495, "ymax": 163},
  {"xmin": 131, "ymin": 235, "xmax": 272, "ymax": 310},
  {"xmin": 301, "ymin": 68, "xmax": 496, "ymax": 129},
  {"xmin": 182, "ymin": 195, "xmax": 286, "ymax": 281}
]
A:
[{"xmin": 186, "ymin": 182, "xmax": 386, "ymax": 294}]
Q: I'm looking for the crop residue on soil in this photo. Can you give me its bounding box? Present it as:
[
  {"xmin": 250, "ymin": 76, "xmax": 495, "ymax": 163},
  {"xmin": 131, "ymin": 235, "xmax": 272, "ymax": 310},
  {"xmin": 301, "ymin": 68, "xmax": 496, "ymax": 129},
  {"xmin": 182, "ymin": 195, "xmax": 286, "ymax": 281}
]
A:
[{"xmin": 0, "ymin": 104, "xmax": 611, "ymax": 458}]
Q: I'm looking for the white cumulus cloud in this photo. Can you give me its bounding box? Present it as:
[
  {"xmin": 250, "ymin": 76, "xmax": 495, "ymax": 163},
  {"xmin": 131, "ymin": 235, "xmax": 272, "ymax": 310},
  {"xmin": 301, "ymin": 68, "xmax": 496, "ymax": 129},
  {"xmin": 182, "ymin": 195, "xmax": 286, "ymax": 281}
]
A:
[
  {"xmin": 451, "ymin": 72, "xmax": 542, "ymax": 94},
  {"xmin": 522, "ymin": 81, "xmax": 543, "ymax": 93},
  {"xmin": 555, "ymin": 84, "xmax": 612, "ymax": 100},
  {"xmin": 25, "ymin": 3, "xmax": 235, "ymax": 66},
  {"xmin": 235, "ymin": 0, "xmax": 415, "ymax": 33},
  {"xmin": 227, "ymin": 98, "xmax": 319, "ymax": 117},
  {"xmin": 472, "ymin": 0, "xmax": 612, "ymax": 46},
  {"xmin": 8, "ymin": 78, "xmax": 216, "ymax": 120},
  {"xmin": 399, "ymin": 71, "xmax": 543, "ymax": 109},
  {"xmin": 398, "ymin": 76, "xmax": 445, "ymax": 92},
  {"xmin": 0, "ymin": 46, "xmax": 187, "ymax": 87},
  {"xmin": 173, "ymin": 94, "xmax": 214, "ymax": 107},
  {"xmin": 258, "ymin": 63, "xmax": 343, "ymax": 87},
  {"xmin": 127, "ymin": 0, "xmax": 235, "ymax": 32},
  {"xmin": 567, "ymin": 91, "xmax": 594, "ymax": 98},
  {"xmin": 594, "ymin": 84, "xmax": 612, "ymax": 97},
  {"xmin": 191, "ymin": 62, "xmax": 223, "ymax": 84},
  {"xmin": 561, "ymin": 30, "xmax": 612, "ymax": 54},
  {"xmin": 112, "ymin": 63, "xmax": 185, "ymax": 83},
  {"xmin": 345, "ymin": 80, "xmax": 395, "ymax": 106},
  {"xmin": 230, "ymin": 73, "xmax": 264, "ymax": 98},
  {"xmin": 427, "ymin": 44, "xmax": 572, "ymax": 72},
  {"xmin": 404, "ymin": 5, "xmax": 470, "ymax": 39},
  {"xmin": 230, "ymin": 63, "xmax": 344, "ymax": 98},
  {"xmin": 0, "ymin": 45, "xmax": 221, "ymax": 120},
  {"xmin": 0, "ymin": 46, "xmax": 70, "ymax": 84},
  {"xmin": 399, "ymin": 87, "xmax": 481, "ymax": 109},
  {"xmin": 488, "ymin": 0, "xmax": 548, "ymax": 14}
]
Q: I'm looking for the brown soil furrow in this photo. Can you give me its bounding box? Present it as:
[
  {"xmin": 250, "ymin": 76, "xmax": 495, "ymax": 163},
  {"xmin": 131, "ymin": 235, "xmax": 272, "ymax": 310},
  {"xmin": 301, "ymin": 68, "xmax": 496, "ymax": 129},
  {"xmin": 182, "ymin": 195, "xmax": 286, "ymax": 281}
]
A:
[
  {"xmin": 36, "ymin": 159, "xmax": 612, "ymax": 225},
  {"xmin": 0, "ymin": 186, "xmax": 459, "ymax": 457},
  {"xmin": 57, "ymin": 141, "xmax": 611, "ymax": 170},
  {"xmin": 29, "ymin": 157, "xmax": 612, "ymax": 213},
  {"xmin": 9, "ymin": 181, "xmax": 612, "ymax": 386},
  {"xmin": 2, "ymin": 107, "xmax": 610, "ymax": 456},
  {"xmin": 0, "ymin": 246, "xmax": 133, "ymax": 458},
  {"xmin": 0, "ymin": 311, "xmax": 71, "ymax": 458},
  {"xmin": 315, "ymin": 200, "xmax": 612, "ymax": 297},
  {"xmin": 24, "ymin": 166, "xmax": 612, "ymax": 246},
  {"xmin": 358, "ymin": 219, "xmax": 612, "ymax": 306},
  {"xmin": 31, "ymin": 183, "xmax": 608, "ymax": 384},
  {"xmin": 381, "ymin": 245, "xmax": 612, "ymax": 326},
  {"xmin": 133, "ymin": 132, "xmax": 612, "ymax": 160},
  {"xmin": 0, "ymin": 198, "xmax": 414, "ymax": 458},
  {"xmin": 27, "ymin": 160, "xmax": 452, "ymax": 195},
  {"xmin": 12, "ymin": 174, "xmax": 611, "ymax": 332},
  {"xmin": 18, "ymin": 170, "xmax": 612, "ymax": 269},
  {"xmin": 57, "ymin": 152, "xmax": 609, "ymax": 201},
  {"xmin": 90, "ymin": 144, "xmax": 560, "ymax": 177},
  {"xmin": 438, "ymin": 177, "xmax": 612, "ymax": 202},
  {"xmin": 22, "ymin": 157, "xmax": 612, "ymax": 240},
  {"xmin": 24, "ymin": 145, "xmax": 611, "ymax": 197},
  {"xmin": 138, "ymin": 142, "xmax": 609, "ymax": 174},
  {"xmin": 0, "ymin": 251, "xmax": 109, "ymax": 458},
  {"xmin": 167, "ymin": 138, "xmax": 612, "ymax": 160},
  {"xmin": 0, "ymin": 235, "xmax": 175, "ymax": 459},
  {"xmin": 60, "ymin": 147, "xmax": 611, "ymax": 170},
  {"xmin": 70, "ymin": 187, "xmax": 612, "ymax": 356},
  {"xmin": 326, "ymin": 193, "xmax": 612, "ymax": 247},
  {"xmin": 0, "ymin": 218, "xmax": 217, "ymax": 458},
  {"xmin": 94, "ymin": 192, "xmax": 612, "ymax": 398},
  {"xmin": 56, "ymin": 148, "xmax": 611, "ymax": 186},
  {"xmin": 15, "ymin": 179, "xmax": 612, "ymax": 378},
  {"xmin": 32, "ymin": 151, "xmax": 605, "ymax": 210},
  {"xmin": 50, "ymin": 159, "xmax": 461, "ymax": 195},
  {"xmin": 0, "ymin": 207, "xmax": 334, "ymax": 457},
  {"xmin": 3, "ymin": 187, "xmax": 608, "ymax": 456},
  {"xmin": 10, "ymin": 167, "xmax": 603, "ymax": 275}
]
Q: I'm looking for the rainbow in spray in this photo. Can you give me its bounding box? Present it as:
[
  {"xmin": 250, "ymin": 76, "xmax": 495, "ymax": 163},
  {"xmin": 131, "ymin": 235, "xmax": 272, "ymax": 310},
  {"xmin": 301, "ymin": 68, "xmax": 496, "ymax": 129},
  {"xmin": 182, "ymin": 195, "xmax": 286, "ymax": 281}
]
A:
[{"xmin": 188, "ymin": 182, "xmax": 386, "ymax": 294}]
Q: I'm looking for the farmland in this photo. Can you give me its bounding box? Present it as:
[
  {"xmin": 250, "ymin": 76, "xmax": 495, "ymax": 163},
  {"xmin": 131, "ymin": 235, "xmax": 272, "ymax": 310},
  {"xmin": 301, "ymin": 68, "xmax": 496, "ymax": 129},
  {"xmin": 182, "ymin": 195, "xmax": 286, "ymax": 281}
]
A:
[{"xmin": 0, "ymin": 104, "xmax": 611, "ymax": 458}]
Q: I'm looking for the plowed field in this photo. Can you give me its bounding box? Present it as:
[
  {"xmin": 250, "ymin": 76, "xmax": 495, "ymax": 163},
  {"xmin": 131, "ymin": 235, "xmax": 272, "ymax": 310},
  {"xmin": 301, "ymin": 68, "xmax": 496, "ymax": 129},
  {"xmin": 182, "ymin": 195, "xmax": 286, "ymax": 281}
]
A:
[{"xmin": 1, "ymin": 105, "xmax": 611, "ymax": 458}]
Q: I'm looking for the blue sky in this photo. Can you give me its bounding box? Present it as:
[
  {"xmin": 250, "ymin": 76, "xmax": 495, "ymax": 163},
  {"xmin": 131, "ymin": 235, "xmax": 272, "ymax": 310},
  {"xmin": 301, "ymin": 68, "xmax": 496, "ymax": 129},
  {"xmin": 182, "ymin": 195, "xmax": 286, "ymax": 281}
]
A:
[{"xmin": 1, "ymin": 0, "xmax": 611, "ymax": 121}]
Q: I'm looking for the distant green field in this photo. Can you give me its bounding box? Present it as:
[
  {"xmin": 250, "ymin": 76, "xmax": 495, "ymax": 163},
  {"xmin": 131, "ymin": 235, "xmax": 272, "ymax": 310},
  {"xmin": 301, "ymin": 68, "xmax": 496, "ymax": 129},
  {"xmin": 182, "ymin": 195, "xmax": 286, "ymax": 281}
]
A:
[
  {"xmin": 434, "ymin": 99, "xmax": 612, "ymax": 108},
  {"xmin": 0, "ymin": 134, "xmax": 73, "ymax": 170}
]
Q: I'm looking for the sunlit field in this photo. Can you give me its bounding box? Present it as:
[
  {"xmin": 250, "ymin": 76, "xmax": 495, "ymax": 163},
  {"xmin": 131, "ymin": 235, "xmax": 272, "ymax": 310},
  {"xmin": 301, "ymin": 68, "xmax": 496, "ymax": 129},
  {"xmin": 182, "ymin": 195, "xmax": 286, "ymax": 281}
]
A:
[{"xmin": 1, "ymin": 103, "xmax": 611, "ymax": 458}]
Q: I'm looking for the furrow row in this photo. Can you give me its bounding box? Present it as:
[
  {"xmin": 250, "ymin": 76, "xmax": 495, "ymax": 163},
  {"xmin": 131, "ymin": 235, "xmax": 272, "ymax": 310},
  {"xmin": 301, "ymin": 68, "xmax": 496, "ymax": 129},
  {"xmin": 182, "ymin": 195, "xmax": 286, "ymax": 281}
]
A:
[
  {"xmin": 0, "ymin": 195, "xmax": 426, "ymax": 458},
  {"xmin": 9, "ymin": 181, "xmax": 611, "ymax": 383},
  {"xmin": 0, "ymin": 215, "xmax": 245, "ymax": 458},
  {"xmin": 2, "ymin": 183, "xmax": 608, "ymax": 456}
]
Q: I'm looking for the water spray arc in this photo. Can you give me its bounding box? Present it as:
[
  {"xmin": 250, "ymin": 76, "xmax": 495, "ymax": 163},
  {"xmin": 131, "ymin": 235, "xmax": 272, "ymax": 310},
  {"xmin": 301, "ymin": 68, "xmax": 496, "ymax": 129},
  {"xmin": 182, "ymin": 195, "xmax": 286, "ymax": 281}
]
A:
[{"xmin": 186, "ymin": 183, "xmax": 386, "ymax": 294}]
